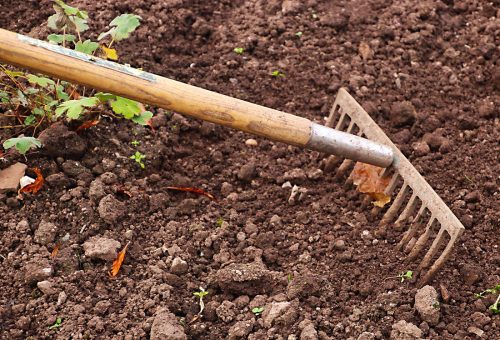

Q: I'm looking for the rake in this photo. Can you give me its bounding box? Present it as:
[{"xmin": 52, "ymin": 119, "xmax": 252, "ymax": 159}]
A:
[{"xmin": 0, "ymin": 29, "xmax": 464, "ymax": 285}]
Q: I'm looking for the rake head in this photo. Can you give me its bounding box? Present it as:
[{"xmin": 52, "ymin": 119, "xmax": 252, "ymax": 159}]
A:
[{"xmin": 326, "ymin": 88, "xmax": 465, "ymax": 287}]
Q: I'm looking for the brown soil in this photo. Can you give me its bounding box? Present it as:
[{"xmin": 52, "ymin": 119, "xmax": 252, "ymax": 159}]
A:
[{"xmin": 0, "ymin": 0, "xmax": 499, "ymax": 339}]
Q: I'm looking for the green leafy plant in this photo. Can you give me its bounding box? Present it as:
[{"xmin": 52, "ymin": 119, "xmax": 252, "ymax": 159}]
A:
[
  {"xmin": 271, "ymin": 70, "xmax": 285, "ymax": 77},
  {"xmin": 1, "ymin": 0, "xmax": 149, "ymax": 158},
  {"xmin": 131, "ymin": 140, "xmax": 140, "ymax": 146},
  {"xmin": 130, "ymin": 151, "xmax": 146, "ymax": 169},
  {"xmin": 475, "ymin": 284, "xmax": 500, "ymax": 314},
  {"xmin": 251, "ymin": 307, "xmax": 264, "ymax": 316},
  {"xmin": 233, "ymin": 47, "xmax": 244, "ymax": 54},
  {"xmin": 193, "ymin": 287, "xmax": 209, "ymax": 315},
  {"xmin": 48, "ymin": 317, "xmax": 62, "ymax": 330},
  {"xmin": 3, "ymin": 136, "xmax": 42, "ymax": 155},
  {"xmin": 216, "ymin": 217, "xmax": 224, "ymax": 227},
  {"xmin": 295, "ymin": 31, "xmax": 303, "ymax": 37},
  {"xmin": 397, "ymin": 270, "xmax": 413, "ymax": 283}
]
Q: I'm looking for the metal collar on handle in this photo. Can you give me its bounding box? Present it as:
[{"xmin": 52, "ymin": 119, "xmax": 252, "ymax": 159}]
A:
[{"xmin": 307, "ymin": 123, "xmax": 395, "ymax": 168}]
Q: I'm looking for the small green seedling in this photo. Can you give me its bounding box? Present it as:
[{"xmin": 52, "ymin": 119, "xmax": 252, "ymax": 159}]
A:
[
  {"xmin": 475, "ymin": 284, "xmax": 500, "ymax": 315},
  {"xmin": 193, "ymin": 287, "xmax": 209, "ymax": 315},
  {"xmin": 216, "ymin": 217, "xmax": 224, "ymax": 227},
  {"xmin": 48, "ymin": 317, "xmax": 62, "ymax": 330},
  {"xmin": 131, "ymin": 140, "xmax": 140, "ymax": 146},
  {"xmin": 287, "ymin": 273, "xmax": 293, "ymax": 283},
  {"xmin": 251, "ymin": 307, "xmax": 264, "ymax": 316},
  {"xmin": 233, "ymin": 47, "xmax": 245, "ymax": 54},
  {"xmin": 271, "ymin": 70, "xmax": 286, "ymax": 77},
  {"xmin": 295, "ymin": 31, "xmax": 303, "ymax": 37},
  {"xmin": 397, "ymin": 270, "xmax": 413, "ymax": 283},
  {"xmin": 3, "ymin": 137, "xmax": 42, "ymax": 155},
  {"xmin": 130, "ymin": 151, "xmax": 146, "ymax": 168}
]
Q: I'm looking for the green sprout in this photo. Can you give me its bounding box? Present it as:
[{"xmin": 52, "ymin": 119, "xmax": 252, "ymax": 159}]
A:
[
  {"xmin": 397, "ymin": 270, "xmax": 413, "ymax": 283},
  {"xmin": 130, "ymin": 151, "xmax": 146, "ymax": 168},
  {"xmin": 131, "ymin": 140, "xmax": 140, "ymax": 146},
  {"xmin": 2, "ymin": 136, "xmax": 41, "ymax": 155},
  {"xmin": 48, "ymin": 317, "xmax": 62, "ymax": 330},
  {"xmin": 475, "ymin": 284, "xmax": 500, "ymax": 315},
  {"xmin": 271, "ymin": 70, "xmax": 286, "ymax": 77},
  {"xmin": 251, "ymin": 307, "xmax": 264, "ymax": 316},
  {"xmin": 193, "ymin": 287, "xmax": 209, "ymax": 315},
  {"xmin": 295, "ymin": 31, "xmax": 303, "ymax": 37},
  {"xmin": 287, "ymin": 273, "xmax": 293, "ymax": 283},
  {"xmin": 233, "ymin": 47, "xmax": 245, "ymax": 54},
  {"xmin": 216, "ymin": 217, "xmax": 224, "ymax": 227}
]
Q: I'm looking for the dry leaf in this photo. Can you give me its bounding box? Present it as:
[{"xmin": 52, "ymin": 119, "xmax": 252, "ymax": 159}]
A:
[
  {"xmin": 19, "ymin": 167, "xmax": 44, "ymax": 194},
  {"xmin": 166, "ymin": 186, "xmax": 217, "ymax": 201},
  {"xmin": 76, "ymin": 119, "xmax": 99, "ymax": 132},
  {"xmin": 110, "ymin": 241, "xmax": 130, "ymax": 277},
  {"xmin": 100, "ymin": 45, "xmax": 119, "ymax": 60},
  {"xmin": 351, "ymin": 162, "xmax": 391, "ymax": 207},
  {"xmin": 51, "ymin": 244, "xmax": 60, "ymax": 258}
]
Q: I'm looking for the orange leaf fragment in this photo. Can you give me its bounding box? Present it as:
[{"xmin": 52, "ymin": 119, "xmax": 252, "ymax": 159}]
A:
[
  {"xmin": 166, "ymin": 186, "xmax": 217, "ymax": 201},
  {"xmin": 76, "ymin": 119, "xmax": 99, "ymax": 132},
  {"xmin": 110, "ymin": 242, "xmax": 130, "ymax": 277},
  {"xmin": 51, "ymin": 244, "xmax": 60, "ymax": 258},
  {"xmin": 351, "ymin": 162, "xmax": 391, "ymax": 207},
  {"xmin": 19, "ymin": 167, "xmax": 44, "ymax": 194}
]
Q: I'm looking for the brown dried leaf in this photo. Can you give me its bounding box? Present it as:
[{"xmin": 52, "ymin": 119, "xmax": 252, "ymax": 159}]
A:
[
  {"xmin": 51, "ymin": 244, "xmax": 60, "ymax": 258},
  {"xmin": 109, "ymin": 241, "xmax": 130, "ymax": 277},
  {"xmin": 351, "ymin": 162, "xmax": 391, "ymax": 207},
  {"xmin": 76, "ymin": 119, "xmax": 99, "ymax": 133},
  {"xmin": 166, "ymin": 186, "xmax": 217, "ymax": 201},
  {"xmin": 19, "ymin": 167, "xmax": 44, "ymax": 194}
]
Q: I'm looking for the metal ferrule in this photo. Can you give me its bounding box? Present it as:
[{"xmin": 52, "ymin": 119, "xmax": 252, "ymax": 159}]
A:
[{"xmin": 307, "ymin": 123, "xmax": 395, "ymax": 168}]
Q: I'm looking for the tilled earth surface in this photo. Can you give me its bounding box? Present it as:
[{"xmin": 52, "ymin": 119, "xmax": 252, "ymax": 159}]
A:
[{"xmin": 0, "ymin": 0, "xmax": 499, "ymax": 339}]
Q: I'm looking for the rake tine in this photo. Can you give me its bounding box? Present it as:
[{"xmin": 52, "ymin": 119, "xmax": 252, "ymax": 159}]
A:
[
  {"xmin": 418, "ymin": 228, "xmax": 446, "ymax": 271},
  {"xmin": 394, "ymin": 193, "xmax": 419, "ymax": 229},
  {"xmin": 418, "ymin": 234, "xmax": 459, "ymax": 287},
  {"xmin": 406, "ymin": 218, "xmax": 437, "ymax": 262},
  {"xmin": 326, "ymin": 105, "xmax": 340, "ymax": 127},
  {"xmin": 398, "ymin": 205, "xmax": 426, "ymax": 250},
  {"xmin": 380, "ymin": 183, "xmax": 409, "ymax": 226}
]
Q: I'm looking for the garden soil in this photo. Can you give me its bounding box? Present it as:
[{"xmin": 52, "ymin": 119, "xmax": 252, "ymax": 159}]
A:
[{"xmin": 0, "ymin": 0, "xmax": 499, "ymax": 339}]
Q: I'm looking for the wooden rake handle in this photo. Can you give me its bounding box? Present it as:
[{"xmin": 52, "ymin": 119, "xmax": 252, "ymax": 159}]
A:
[{"xmin": 0, "ymin": 29, "xmax": 394, "ymax": 167}]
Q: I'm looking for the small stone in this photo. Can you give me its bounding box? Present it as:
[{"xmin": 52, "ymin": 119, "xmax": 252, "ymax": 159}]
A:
[
  {"xmin": 390, "ymin": 101, "xmax": 417, "ymax": 127},
  {"xmin": 45, "ymin": 172, "xmax": 72, "ymax": 189},
  {"xmin": 245, "ymin": 139, "xmax": 258, "ymax": 146},
  {"xmin": 37, "ymin": 280, "xmax": 56, "ymax": 295},
  {"xmin": 24, "ymin": 257, "xmax": 53, "ymax": 284},
  {"xmin": 170, "ymin": 257, "xmax": 188, "ymax": 275},
  {"xmin": 470, "ymin": 312, "xmax": 491, "ymax": 328},
  {"xmin": 464, "ymin": 190, "xmax": 481, "ymax": 203},
  {"xmin": 287, "ymin": 271, "xmax": 321, "ymax": 300},
  {"xmin": 83, "ymin": 236, "xmax": 121, "ymax": 261},
  {"xmin": 307, "ymin": 169, "xmax": 323, "ymax": 180},
  {"xmin": 220, "ymin": 182, "xmax": 234, "ymax": 196},
  {"xmin": 216, "ymin": 300, "xmax": 237, "ymax": 323},
  {"xmin": 282, "ymin": 0, "xmax": 303, "ymax": 15},
  {"xmin": 94, "ymin": 300, "xmax": 112, "ymax": 315},
  {"xmin": 228, "ymin": 319, "xmax": 255, "ymax": 339},
  {"xmin": 412, "ymin": 141, "xmax": 430, "ymax": 157},
  {"xmin": 414, "ymin": 285, "xmax": 440, "ymax": 326},
  {"xmin": 262, "ymin": 301, "xmax": 291, "ymax": 328},
  {"xmin": 300, "ymin": 321, "xmax": 318, "ymax": 340},
  {"xmin": 333, "ymin": 239, "xmax": 346, "ymax": 251},
  {"xmin": 6, "ymin": 197, "xmax": 20, "ymax": 208},
  {"xmin": 467, "ymin": 326, "xmax": 484, "ymax": 337},
  {"xmin": 390, "ymin": 320, "xmax": 422, "ymax": 339},
  {"xmin": 34, "ymin": 220, "xmax": 58, "ymax": 245},
  {"xmin": 213, "ymin": 262, "xmax": 279, "ymax": 296},
  {"xmin": 460, "ymin": 264, "xmax": 481, "ymax": 285},
  {"xmin": 283, "ymin": 168, "xmax": 307, "ymax": 182},
  {"xmin": 0, "ymin": 163, "xmax": 27, "ymax": 193},
  {"xmin": 238, "ymin": 161, "xmax": 257, "ymax": 182},
  {"xmin": 150, "ymin": 309, "xmax": 187, "ymax": 340},
  {"xmin": 57, "ymin": 291, "xmax": 67, "ymax": 306},
  {"xmin": 282, "ymin": 181, "xmax": 292, "ymax": 188},
  {"xmin": 98, "ymin": 194, "xmax": 127, "ymax": 224},
  {"xmin": 61, "ymin": 160, "xmax": 89, "ymax": 178},
  {"xmin": 439, "ymin": 284, "xmax": 451, "ymax": 303}
]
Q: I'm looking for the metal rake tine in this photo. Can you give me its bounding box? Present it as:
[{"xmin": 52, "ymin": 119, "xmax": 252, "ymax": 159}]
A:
[
  {"xmin": 379, "ymin": 183, "xmax": 409, "ymax": 226},
  {"xmin": 398, "ymin": 205, "xmax": 426, "ymax": 251},
  {"xmin": 394, "ymin": 193, "xmax": 419, "ymax": 229},
  {"xmin": 418, "ymin": 227, "xmax": 446, "ymax": 271},
  {"xmin": 406, "ymin": 218, "xmax": 437, "ymax": 262},
  {"xmin": 418, "ymin": 234, "xmax": 460, "ymax": 287}
]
